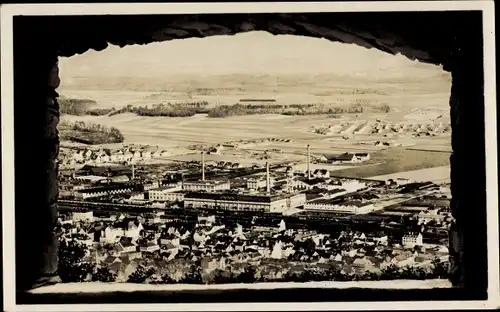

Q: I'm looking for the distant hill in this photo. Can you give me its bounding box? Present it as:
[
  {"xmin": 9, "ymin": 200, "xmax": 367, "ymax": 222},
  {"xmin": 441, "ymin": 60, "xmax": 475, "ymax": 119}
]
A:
[{"xmin": 59, "ymin": 31, "xmax": 450, "ymax": 91}]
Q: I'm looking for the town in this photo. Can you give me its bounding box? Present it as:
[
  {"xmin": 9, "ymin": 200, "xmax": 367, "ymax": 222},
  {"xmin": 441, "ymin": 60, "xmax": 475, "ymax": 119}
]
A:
[{"xmin": 57, "ymin": 143, "xmax": 452, "ymax": 284}]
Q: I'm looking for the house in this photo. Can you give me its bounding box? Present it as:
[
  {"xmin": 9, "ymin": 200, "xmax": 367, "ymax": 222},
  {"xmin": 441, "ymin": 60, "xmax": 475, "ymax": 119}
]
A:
[
  {"xmin": 320, "ymin": 154, "xmax": 338, "ymax": 163},
  {"xmin": 313, "ymin": 169, "xmax": 330, "ymax": 178},
  {"xmin": 322, "ymin": 153, "xmax": 371, "ymax": 164},
  {"xmin": 100, "ymin": 226, "xmax": 125, "ymax": 244},
  {"xmin": 208, "ymin": 146, "xmax": 223, "ymax": 155},
  {"xmin": 111, "ymin": 220, "xmax": 143, "ymax": 242},
  {"xmin": 133, "ymin": 150, "xmax": 141, "ymax": 159},
  {"xmin": 72, "ymin": 211, "xmax": 94, "ymax": 222},
  {"xmin": 122, "ymin": 251, "xmax": 142, "ymax": 261},
  {"xmin": 116, "ymin": 236, "xmax": 137, "ymax": 254},
  {"xmin": 293, "ymin": 177, "xmax": 327, "ymax": 190},
  {"xmin": 111, "ymin": 175, "xmax": 130, "ymax": 183},
  {"xmin": 141, "ymin": 151, "xmax": 152, "ymax": 159},
  {"xmin": 140, "ymin": 241, "xmax": 160, "ymax": 253},
  {"xmin": 402, "ymin": 233, "xmax": 423, "ymax": 248},
  {"xmin": 160, "ymin": 236, "xmax": 180, "ymax": 247}
]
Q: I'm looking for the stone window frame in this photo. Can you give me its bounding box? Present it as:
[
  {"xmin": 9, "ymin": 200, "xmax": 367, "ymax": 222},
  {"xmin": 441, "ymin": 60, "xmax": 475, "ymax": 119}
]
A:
[{"xmin": 5, "ymin": 9, "xmax": 494, "ymax": 304}]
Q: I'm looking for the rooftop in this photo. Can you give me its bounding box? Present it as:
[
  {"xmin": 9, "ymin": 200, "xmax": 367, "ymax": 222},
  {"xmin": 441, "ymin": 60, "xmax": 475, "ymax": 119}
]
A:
[
  {"xmin": 184, "ymin": 180, "xmax": 229, "ymax": 186},
  {"xmin": 185, "ymin": 191, "xmax": 303, "ymax": 203},
  {"xmin": 309, "ymin": 198, "xmax": 367, "ymax": 207}
]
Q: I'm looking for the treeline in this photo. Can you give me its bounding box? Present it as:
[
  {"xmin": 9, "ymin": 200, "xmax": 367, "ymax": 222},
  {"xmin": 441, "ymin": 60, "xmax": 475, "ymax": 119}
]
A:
[
  {"xmin": 109, "ymin": 101, "xmax": 210, "ymax": 117},
  {"xmin": 59, "ymin": 121, "xmax": 124, "ymax": 144},
  {"xmin": 207, "ymin": 103, "xmax": 371, "ymax": 118},
  {"xmin": 59, "ymin": 97, "xmax": 390, "ymax": 119},
  {"xmin": 126, "ymin": 259, "xmax": 449, "ymax": 285},
  {"xmin": 59, "ymin": 98, "xmax": 98, "ymax": 115},
  {"xmin": 59, "ymin": 97, "xmax": 115, "ymax": 116}
]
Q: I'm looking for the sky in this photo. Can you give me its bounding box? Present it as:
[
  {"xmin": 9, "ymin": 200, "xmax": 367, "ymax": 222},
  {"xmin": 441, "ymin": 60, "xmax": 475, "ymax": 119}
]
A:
[{"xmin": 59, "ymin": 31, "xmax": 447, "ymax": 79}]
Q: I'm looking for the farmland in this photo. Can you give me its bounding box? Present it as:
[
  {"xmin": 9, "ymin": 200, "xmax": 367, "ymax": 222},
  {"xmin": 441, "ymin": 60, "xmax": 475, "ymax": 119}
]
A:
[
  {"xmin": 58, "ymin": 61, "xmax": 451, "ymax": 178},
  {"xmin": 59, "ymin": 97, "xmax": 451, "ymax": 177}
]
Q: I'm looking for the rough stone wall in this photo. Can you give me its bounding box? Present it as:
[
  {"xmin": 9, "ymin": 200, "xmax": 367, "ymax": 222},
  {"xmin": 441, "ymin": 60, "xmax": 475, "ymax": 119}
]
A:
[
  {"xmin": 28, "ymin": 12, "xmax": 469, "ymax": 68},
  {"xmin": 447, "ymin": 17, "xmax": 487, "ymax": 292},
  {"xmin": 13, "ymin": 21, "xmax": 60, "ymax": 289}
]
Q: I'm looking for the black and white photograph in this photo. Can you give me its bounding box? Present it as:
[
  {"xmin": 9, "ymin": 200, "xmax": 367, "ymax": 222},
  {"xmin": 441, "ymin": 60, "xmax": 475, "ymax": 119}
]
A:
[{"xmin": 1, "ymin": 1, "xmax": 498, "ymax": 311}]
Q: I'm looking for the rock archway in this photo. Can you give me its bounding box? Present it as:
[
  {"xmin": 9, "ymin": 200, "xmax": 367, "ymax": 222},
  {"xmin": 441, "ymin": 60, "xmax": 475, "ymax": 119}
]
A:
[{"xmin": 13, "ymin": 11, "xmax": 486, "ymax": 296}]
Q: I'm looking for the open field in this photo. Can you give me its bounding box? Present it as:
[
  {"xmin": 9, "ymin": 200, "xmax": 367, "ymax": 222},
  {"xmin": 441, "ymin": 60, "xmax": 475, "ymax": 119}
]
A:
[
  {"xmin": 60, "ymin": 109, "xmax": 451, "ymax": 178},
  {"xmin": 330, "ymin": 148, "xmax": 451, "ymax": 179},
  {"xmin": 369, "ymin": 166, "xmax": 451, "ymax": 183}
]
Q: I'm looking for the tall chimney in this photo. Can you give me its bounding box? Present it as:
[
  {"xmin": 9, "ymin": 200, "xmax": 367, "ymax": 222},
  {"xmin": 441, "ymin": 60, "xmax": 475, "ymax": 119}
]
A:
[
  {"xmin": 201, "ymin": 151, "xmax": 205, "ymax": 181},
  {"xmin": 307, "ymin": 144, "xmax": 311, "ymax": 180},
  {"xmin": 131, "ymin": 162, "xmax": 135, "ymax": 180},
  {"xmin": 266, "ymin": 162, "xmax": 271, "ymax": 194}
]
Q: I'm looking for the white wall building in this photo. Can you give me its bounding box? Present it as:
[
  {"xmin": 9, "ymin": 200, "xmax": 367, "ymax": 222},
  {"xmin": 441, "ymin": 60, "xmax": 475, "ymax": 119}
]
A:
[
  {"xmin": 184, "ymin": 192, "xmax": 306, "ymax": 213},
  {"xmin": 304, "ymin": 199, "xmax": 376, "ymax": 214},
  {"xmin": 149, "ymin": 186, "xmax": 183, "ymax": 202},
  {"xmin": 402, "ymin": 233, "xmax": 423, "ymax": 248},
  {"xmin": 72, "ymin": 211, "xmax": 94, "ymax": 222},
  {"xmin": 183, "ymin": 180, "xmax": 230, "ymax": 192}
]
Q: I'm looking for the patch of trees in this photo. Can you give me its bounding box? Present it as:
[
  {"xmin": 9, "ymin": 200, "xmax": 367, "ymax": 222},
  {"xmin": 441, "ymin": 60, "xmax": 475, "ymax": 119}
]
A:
[
  {"xmin": 59, "ymin": 98, "xmax": 97, "ymax": 116},
  {"xmin": 123, "ymin": 259, "xmax": 450, "ymax": 285},
  {"xmin": 87, "ymin": 108, "xmax": 115, "ymax": 116},
  {"xmin": 59, "ymin": 121, "xmax": 124, "ymax": 144},
  {"xmin": 58, "ymin": 238, "xmax": 117, "ymax": 283},
  {"xmin": 108, "ymin": 102, "xmax": 209, "ymax": 117},
  {"xmin": 208, "ymin": 103, "xmax": 375, "ymax": 118}
]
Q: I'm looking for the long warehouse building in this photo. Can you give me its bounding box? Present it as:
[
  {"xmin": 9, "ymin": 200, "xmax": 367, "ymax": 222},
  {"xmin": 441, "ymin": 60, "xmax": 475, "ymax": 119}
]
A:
[{"xmin": 184, "ymin": 192, "xmax": 306, "ymax": 213}]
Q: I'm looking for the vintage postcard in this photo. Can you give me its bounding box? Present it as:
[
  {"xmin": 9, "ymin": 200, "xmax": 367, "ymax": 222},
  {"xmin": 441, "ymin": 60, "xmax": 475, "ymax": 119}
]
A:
[{"xmin": 1, "ymin": 1, "xmax": 498, "ymax": 311}]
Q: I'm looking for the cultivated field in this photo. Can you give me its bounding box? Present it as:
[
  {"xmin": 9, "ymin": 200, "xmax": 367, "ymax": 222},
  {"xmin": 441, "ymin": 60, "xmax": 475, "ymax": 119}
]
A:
[
  {"xmin": 368, "ymin": 166, "xmax": 451, "ymax": 183},
  {"xmin": 58, "ymin": 71, "xmax": 451, "ymax": 177},
  {"xmin": 59, "ymin": 108, "xmax": 451, "ymax": 177}
]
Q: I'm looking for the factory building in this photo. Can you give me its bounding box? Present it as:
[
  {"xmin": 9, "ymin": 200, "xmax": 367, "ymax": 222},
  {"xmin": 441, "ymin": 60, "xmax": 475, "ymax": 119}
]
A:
[
  {"xmin": 182, "ymin": 180, "xmax": 231, "ymax": 192},
  {"xmin": 184, "ymin": 192, "xmax": 307, "ymax": 213},
  {"xmin": 304, "ymin": 198, "xmax": 377, "ymax": 214},
  {"xmin": 148, "ymin": 185, "xmax": 183, "ymax": 201},
  {"xmin": 181, "ymin": 151, "xmax": 231, "ymax": 192}
]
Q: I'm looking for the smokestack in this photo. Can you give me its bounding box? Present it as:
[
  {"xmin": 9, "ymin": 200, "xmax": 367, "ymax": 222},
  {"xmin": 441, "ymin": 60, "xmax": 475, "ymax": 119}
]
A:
[
  {"xmin": 307, "ymin": 144, "xmax": 311, "ymax": 180},
  {"xmin": 132, "ymin": 162, "xmax": 135, "ymax": 180},
  {"xmin": 266, "ymin": 162, "xmax": 270, "ymax": 194},
  {"xmin": 201, "ymin": 151, "xmax": 205, "ymax": 181}
]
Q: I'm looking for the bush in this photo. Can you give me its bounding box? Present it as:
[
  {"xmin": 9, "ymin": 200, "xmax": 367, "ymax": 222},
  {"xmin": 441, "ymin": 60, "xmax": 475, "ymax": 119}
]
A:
[
  {"xmin": 127, "ymin": 265, "xmax": 157, "ymax": 284},
  {"xmin": 92, "ymin": 266, "xmax": 117, "ymax": 282},
  {"xmin": 180, "ymin": 266, "xmax": 204, "ymax": 284},
  {"xmin": 57, "ymin": 238, "xmax": 93, "ymax": 283},
  {"xmin": 237, "ymin": 267, "xmax": 257, "ymax": 283}
]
